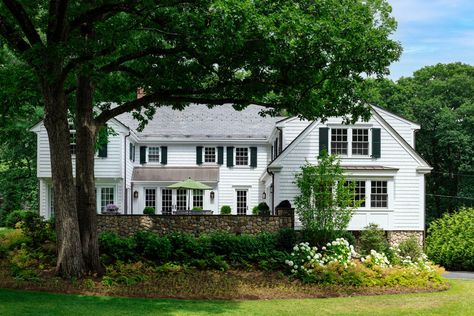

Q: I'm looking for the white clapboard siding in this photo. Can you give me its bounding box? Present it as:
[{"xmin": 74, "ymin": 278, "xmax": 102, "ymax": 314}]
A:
[
  {"xmin": 372, "ymin": 107, "xmax": 418, "ymax": 147},
  {"xmin": 35, "ymin": 120, "xmax": 125, "ymax": 179},
  {"xmin": 280, "ymin": 118, "xmax": 312, "ymax": 148},
  {"xmin": 274, "ymin": 114, "xmax": 425, "ymax": 231}
]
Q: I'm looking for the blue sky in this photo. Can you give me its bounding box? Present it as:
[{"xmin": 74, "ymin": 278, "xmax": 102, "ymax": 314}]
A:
[{"xmin": 388, "ymin": 0, "xmax": 474, "ymax": 79}]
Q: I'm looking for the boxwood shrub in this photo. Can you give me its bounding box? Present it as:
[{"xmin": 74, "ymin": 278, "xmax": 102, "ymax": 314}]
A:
[{"xmin": 427, "ymin": 208, "xmax": 474, "ymax": 271}]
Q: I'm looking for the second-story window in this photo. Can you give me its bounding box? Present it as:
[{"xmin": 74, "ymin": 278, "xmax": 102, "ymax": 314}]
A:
[
  {"xmin": 204, "ymin": 147, "xmax": 216, "ymax": 163},
  {"xmin": 235, "ymin": 147, "xmax": 249, "ymax": 166},
  {"xmin": 331, "ymin": 128, "xmax": 348, "ymax": 155},
  {"xmin": 352, "ymin": 129, "xmax": 369, "ymax": 156},
  {"xmin": 148, "ymin": 147, "xmax": 160, "ymax": 163}
]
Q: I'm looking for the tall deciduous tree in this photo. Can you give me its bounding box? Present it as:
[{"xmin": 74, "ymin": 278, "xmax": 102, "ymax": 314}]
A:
[
  {"xmin": 0, "ymin": 0, "xmax": 401, "ymax": 277},
  {"xmin": 365, "ymin": 63, "xmax": 474, "ymax": 223}
]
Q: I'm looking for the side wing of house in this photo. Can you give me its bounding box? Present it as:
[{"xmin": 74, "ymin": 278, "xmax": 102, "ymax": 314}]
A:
[
  {"xmin": 31, "ymin": 119, "xmax": 129, "ymax": 219},
  {"xmin": 268, "ymin": 108, "xmax": 431, "ymax": 232}
]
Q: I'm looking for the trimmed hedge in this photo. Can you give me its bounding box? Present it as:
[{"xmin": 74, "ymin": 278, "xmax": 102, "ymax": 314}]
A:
[{"xmin": 427, "ymin": 208, "xmax": 474, "ymax": 271}]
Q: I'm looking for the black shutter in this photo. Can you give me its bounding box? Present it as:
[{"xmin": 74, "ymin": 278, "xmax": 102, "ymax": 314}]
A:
[
  {"xmin": 372, "ymin": 128, "xmax": 381, "ymax": 158},
  {"xmin": 250, "ymin": 147, "xmax": 257, "ymax": 167},
  {"xmin": 196, "ymin": 146, "xmax": 203, "ymax": 165},
  {"xmin": 319, "ymin": 127, "xmax": 329, "ymax": 155},
  {"xmin": 227, "ymin": 146, "xmax": 234, "ymax": 167},
  {"xmin": 98, "ymin": 143, "xmax": 107, "ymax": 158},
  {"xmin": 161, "ymin": 146, "xmax": 168, "ymax": 164},
  {"xmin": 133, "ymin": 145, "xmax": 135, "ymax": 162},
  {"xmin": 217, "ymin": 146, "xmax": 224, "ymax": 165},
  {"xmin": 140, "ymin": 146, "xmax": 147, "ymax": 164},
  {"xmin": 129, "ymin": 143, "xmax": 133, "ymax": 160}
]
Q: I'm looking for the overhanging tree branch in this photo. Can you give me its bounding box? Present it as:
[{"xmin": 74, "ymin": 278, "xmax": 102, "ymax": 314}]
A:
[
  {"xmin": 0, "ymin": 14, "xmax": 30, "ymax": 52},
  {"xmin": 69, "ymin": 2, "xmax": 134, "ymax": 30},
  {"xmin": 47, "ymin": 0, "xmax": 69, "ymax": 43},
  {"xmin": 94, "ymin": 93, "xmax": 276, "ymax": 125},
  {"xmin": 2, "ymin": 0, "xmax": 42, "ymax": 46}
]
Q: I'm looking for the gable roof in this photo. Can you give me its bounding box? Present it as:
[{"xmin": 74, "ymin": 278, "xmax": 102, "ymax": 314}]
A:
[
  {"xmin": 115, "ymin": 104, "xmax": 283, "ymax": 140},
  {"xmin": 268, "ymin": 106, "xmax": 431, "ymax": 170}
]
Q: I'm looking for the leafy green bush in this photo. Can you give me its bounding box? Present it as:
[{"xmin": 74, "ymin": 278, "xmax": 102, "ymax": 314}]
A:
[
  {"xmin": 427, "ymin": 208, "xmax": 474, "ymax": 270},
  {"xmin": 358, "ymin": 223, "xmax": 389, "ymax": 256},
  {"xmin": 99, "ymin": 232, "xmax": 137, "ymax": 263},
  {"xmin": 0, "ymin": 229, "xmax": 29, "ymax": 251},
  {"xmin": 18, "ymin": 212, "xmax": 55, "ymax": 248},
  {"xmin": 252, "ymin": 206, "xmax": 259, "ymax": 215},
  {"xmin": 220, "ymin": 205, "xmax": 231, "ymax": 215},
  {"xmin": 143, "ymin": 207, "xmax": 155, "ymax": 215},
  {"xmin": 252, "ymin": 202, "xmax": 270, "ymax": 216},
  {"xmin": 102, "ymin": 261, "xmax": 151, "ymax": 286},
  {"xmin": 398, "ymin": 236, "xmax": 423, "ymax": 261},
  {"xmin": 192, "ymin": 207, "xmax": 203, "ymax": 211},
  {"xmin": 133, "ymin": 231, "xmax": 172, "ymax": 263},
  {"xmin": 4, "ymin": 210, "xmax": 37, "ymax": 228},
  {"xmin": 275, "ymin": 228, "xmax": 299, "ymax": 252}
]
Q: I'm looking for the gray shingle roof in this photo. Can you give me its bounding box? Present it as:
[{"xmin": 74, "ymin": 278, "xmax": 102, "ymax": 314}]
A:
[{"xmin": 115, "ymin": 104, "xmax": 283, "ymax": 139}]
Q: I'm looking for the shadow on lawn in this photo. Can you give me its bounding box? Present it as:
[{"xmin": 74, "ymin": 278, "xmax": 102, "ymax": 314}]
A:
[{"xmin": 0, "ymin": 288, "xmax": 242, "ymax": 315}]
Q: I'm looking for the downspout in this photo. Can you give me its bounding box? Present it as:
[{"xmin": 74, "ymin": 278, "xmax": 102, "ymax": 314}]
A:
[
  {"xmin": 124, "ymin": 131, "xmax": 131, "ymax": 214},
  {"xmin": 266, "ymin": 167, "xmax": 275, "ymax": 215}
]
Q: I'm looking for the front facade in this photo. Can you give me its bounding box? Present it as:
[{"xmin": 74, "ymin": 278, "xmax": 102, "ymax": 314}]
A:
[{"xmin": 31, "ymin": 104, "xmax": 431, "ymax": 233}]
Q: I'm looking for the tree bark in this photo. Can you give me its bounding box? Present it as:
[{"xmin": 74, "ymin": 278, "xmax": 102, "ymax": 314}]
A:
[
  {"xmin": 42, "ymin": 85, "xmax": 86, "ymax": 278},
  {"xmin": 75, "ymin": 75, "xmax": 104, "ymax": 275}
]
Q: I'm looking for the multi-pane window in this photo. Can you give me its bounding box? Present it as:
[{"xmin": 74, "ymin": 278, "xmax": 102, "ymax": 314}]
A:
[
  {"xmin": 371, "ymin": 181, "xmax": 388, "ymax": 208},
  {"xmin": 70, "ymin": 132, "xmax": 77, "ymax": 155},
  {"xmin": 161, "ymin": 189, "xmax": 172, "ymax": 215},
  {"xmin": 353, "ymin": 180, "xmax": 366, "ymax": 207},
  {"xmin": 352, "ymin": 129, "xmax": 369, "ymax": 156},
  {"xmin": 236, "ymin": 190, "xmax": 247, "ymax": 215},
  {"xmin": 148, "ymin": 147, "xmax": 160, "ymax": 162},
  {"xmin": 145, "ymin": 188, "xmax": 156, "ymax": 210},
  {"xmin": 235, "ymin": 147, "xmax": 249, "ymax": 165},
  {"xmin": 193, "ymin": 189, "xmax": 203, "ymax": 209},
  {"xmin": 100, "ymin": 187, "xmax": 115, "ymax": 211},
  {"xmin": 331, "ymin": 129, "xmax": 348, "ymax": 155},
  {"xmin": 176, "ymin": 189, "xmax": 187, "ymax": 211},
  {"xmin": 204, "ymin": 147, "xmax": 216, "ymax": 163}
]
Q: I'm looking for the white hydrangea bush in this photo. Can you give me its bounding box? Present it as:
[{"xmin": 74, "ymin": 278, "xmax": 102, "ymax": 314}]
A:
[
  {"xmin": 361, "ymin": 250, "xmax": 391, "ymax": 268},
  {"xmin": 320, "ymin": 238, "xmax": 357, "ymax": 268},
  {"xmin": 285, "ymin": 242, "xmax": 323, "ymax": 276}
]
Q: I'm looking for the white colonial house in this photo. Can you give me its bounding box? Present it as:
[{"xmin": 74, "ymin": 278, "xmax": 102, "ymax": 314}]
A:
[{"xmin": 31, "ymin": 104, "xmax": 431, "ymax": 233}]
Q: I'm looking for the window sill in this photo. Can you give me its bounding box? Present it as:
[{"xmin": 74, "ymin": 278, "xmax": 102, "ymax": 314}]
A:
[{"xmin": 355, "ymin": 208, "xmax": 393, "ymax": 212}]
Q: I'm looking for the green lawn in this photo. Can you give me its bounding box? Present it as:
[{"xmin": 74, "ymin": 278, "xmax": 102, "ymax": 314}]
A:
[{"xmin": 0, "ymin": 280, "xmax": 473, "ymax": 316}]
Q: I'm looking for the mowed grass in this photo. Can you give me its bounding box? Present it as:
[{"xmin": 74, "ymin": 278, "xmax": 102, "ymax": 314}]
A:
[{"xmin": 0, "ymin": 279, "xmax": 473, "ymax": 316}]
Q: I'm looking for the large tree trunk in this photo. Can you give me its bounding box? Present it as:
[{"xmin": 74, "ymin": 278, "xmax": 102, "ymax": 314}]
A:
[
  {"xmin": 42, "ymin": 87, "xmax": 86, "ymax": 278},
  {"xmin": 75, "ymin": 75, "xmax": 104, "ymax": 275}
]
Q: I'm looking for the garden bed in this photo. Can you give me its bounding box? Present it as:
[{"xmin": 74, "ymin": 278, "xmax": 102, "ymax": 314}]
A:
[{"xmin": 0, "ymin": 260, "xmax": 448, "ymax": 300}]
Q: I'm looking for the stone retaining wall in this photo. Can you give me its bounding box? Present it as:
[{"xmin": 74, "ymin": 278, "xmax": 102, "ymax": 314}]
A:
[
  {"xmin": 97, "ymin": 213, "xmax": 294, "ymax": 236},
  {"xmin": 386, "ymin": 231, "xmax": 424, "ymax": 248}
]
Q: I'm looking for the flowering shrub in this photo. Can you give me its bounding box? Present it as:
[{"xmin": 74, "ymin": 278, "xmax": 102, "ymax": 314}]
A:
[
  {"xmin": 285, "ymin": 242, "xmax": 323, "ymax": 277},
  {"xmin": 321, "ymin": 238, "xmax": 357, "ymax": 267},
  {"xmin": 361, "ymin": 250, "xmax": 391, "ymax": 268}
]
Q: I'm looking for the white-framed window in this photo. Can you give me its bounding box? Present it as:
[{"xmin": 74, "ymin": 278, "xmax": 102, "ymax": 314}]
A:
[
  {"xmin": 204, "ymin": 147, "xmax": 216, "ymax": 163},
  {"xmin": 352, "ymin": 129, "xmax": 369, "ymax": 156},
  {"xmin": 236, "ymin": 189, "xmax": 248, "ymax": 215},
  {"xmin": 235, "ymin": 147, "xmax": 249, "ymax": 166},
  {"xmin": 193, "ymin": 189, "xmax": 203, "ymax": 209},
  {"xmin": 70, "ymin": 131, "xmax": 77, "ymax": 155},
  {"xmin": 371, "ymin": 181, "xmax": 388, "ymax": 208},
  {"xmin": 129, "ymin": 143, "xmax": 135, "ymax": 161},
  {"xmin": 148, "ymin": 147, "xmax": 160, "ymax": 163},
  {"xmin": 100, "ymin": 187, "xmax": 115, "ymax": 211},
  {"xmin": 346, "ymin": 180, "xmax": 366, "ymax": 207},
  {"xmin": 331, "ymin": 128, "xmax": 348, "ymax": 155},
  {"xmin": 145, "ymin": 188, "xmax": 156, "ymax": 209}
]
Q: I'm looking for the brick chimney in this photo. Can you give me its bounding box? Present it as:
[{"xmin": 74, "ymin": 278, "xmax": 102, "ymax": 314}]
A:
[{"xmin": 137, "ymin": 87, "xmax": 146, "ymax": 99}]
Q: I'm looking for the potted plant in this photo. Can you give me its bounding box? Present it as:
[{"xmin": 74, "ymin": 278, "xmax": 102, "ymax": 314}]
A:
[
  {"xmin": 143, "ymin": 207, "xmax": 156, "ymax": 215},
  {"xmin": 102, "ymin": 203, "xmax": 120, "ymax": 215}
]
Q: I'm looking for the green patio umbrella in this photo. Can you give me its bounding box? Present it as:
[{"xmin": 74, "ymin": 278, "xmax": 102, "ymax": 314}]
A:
[
  {"xmin": 167, "ymin": 178, "xmax": 212, "ymax": 190},
  {"xmin": 167, "ymin": 178, "xmax": 212, "ymax": 211}
]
